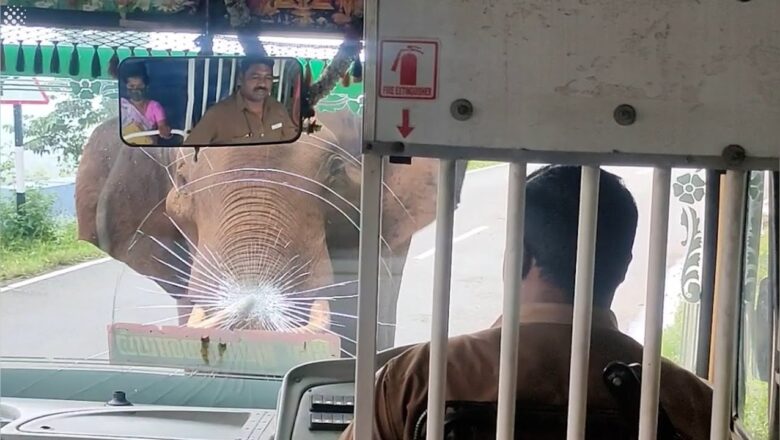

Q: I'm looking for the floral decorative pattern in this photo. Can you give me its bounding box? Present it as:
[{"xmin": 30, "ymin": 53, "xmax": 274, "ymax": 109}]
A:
[
  {"xmin": 0, "ymin": 0, "xmax": 199, "ymax": 16},
  {"xmin": 673, "ymin": 173, "xmax": 705, "ymax": 205},
  {"xmin": 69, "ymin": 78, "xmax": 118, "ymax": 99},
  {"xmin": 226, "ymin": 0, "xmax": 362, "ymax": 31},
  {"xmin": 315, "ymin": 92, "xmax": 362, "ymax": 115},
  {"xmin": 677, "ymin": 170, "xmax": 706, "ymax": 303},
  {"xmin": 743, "ymin": 171, "xmax": 765, "ymax": 301}
]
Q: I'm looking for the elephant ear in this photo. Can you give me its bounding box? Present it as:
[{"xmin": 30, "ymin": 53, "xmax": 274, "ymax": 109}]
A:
[
  {"xmin": 311, "ymin": 108, "xmax": 468, "ymax": 352},
  {"xmin": 76, "ymin": 118, "xmax": 192, "ymax": 299}
]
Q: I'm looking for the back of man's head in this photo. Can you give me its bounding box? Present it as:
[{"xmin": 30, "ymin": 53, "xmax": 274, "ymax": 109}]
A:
[{"xmin": 522, "ymin": 165, "xmax": 638, "ymax": 307}]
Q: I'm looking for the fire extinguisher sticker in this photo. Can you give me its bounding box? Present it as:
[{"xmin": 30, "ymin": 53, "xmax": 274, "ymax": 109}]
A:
[
  {"xmin": 380, "ymin": 40, "xmax": 439, "ymax": 100},
  {"xmin": 391, "ymin": 45, "xmax": 423, "ymax": 86}
]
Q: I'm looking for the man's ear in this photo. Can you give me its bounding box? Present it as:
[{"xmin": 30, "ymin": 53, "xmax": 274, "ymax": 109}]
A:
[{"xmin": 618, "ymin": 252, "xmax": 633, "ymax": 285}]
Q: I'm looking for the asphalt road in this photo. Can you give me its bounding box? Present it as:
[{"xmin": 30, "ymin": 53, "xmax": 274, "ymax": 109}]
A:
[{"xmin": 0, "ymin": 164, "xmax": 693, "ymax": 361}]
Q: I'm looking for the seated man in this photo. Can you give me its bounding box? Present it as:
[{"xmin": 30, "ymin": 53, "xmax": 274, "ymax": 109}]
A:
[
  {"xmin": 185, "ymin": 56, "xmax": 298, "ymax": 145},
  {"xmin": 339, "ymin": 165, "xmax": 712, "ymax": 439}
]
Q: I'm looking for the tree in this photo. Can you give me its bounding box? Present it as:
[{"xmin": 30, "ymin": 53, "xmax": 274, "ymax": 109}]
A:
[
  {"xmin": 2, "ymin": 96, "xmax": 117, "ymax": 173},
  {"xmin": 0, "ymin": 149, "xmax": 13, "ymax": 187}
]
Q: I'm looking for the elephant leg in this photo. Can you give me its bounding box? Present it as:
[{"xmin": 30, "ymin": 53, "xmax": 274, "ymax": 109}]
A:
[
  {"xmin": 327, "ymin": 238, "xmax": 411, "ymax": 357},
  {"xmin": 177, "ymin": 296, "xmax": 194, "ymax": 326},
  {"xmin": 328, "ymin": 247, "xmax": 361, "ymax": 358},
  {"xmin": 376, "ymin": 239, "xmax": 412, "ymax": 351}
]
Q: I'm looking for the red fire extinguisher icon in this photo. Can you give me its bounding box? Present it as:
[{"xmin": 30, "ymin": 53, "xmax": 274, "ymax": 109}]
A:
[{"xmin": 391, "ymin": 45, "xmax": 424, "ymax": 86}]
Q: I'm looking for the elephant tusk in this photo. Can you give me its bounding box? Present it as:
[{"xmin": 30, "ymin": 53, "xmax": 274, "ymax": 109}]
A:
[
  {"xmin": 292, "ymin": 299, "xmax": 331, "ymax": 333},
  {"xmin": 188, "ymin": 308, "xmax": 231, "ymax": 329},
  {"xmin": 185, "ymin": 300, "xmax": 331, "ymax": 333},
  {"xmin": 187, "ymin": 305, "xmax": 208, "ymax": 327}
]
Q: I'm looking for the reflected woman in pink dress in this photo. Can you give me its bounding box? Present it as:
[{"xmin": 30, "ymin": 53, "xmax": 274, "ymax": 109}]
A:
[{"xmin": 120, "ymin": 69, "xmax": 172, "ymax": 144}]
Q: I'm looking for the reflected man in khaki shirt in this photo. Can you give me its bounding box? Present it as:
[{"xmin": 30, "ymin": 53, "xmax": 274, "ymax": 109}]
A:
[
  {"xmin": 340, "ymin": 165, "xmax": 712, "ymax": 440},
  {"xmin": 186, "ymin": 57, "xmax": 298, "ymax": 145}
]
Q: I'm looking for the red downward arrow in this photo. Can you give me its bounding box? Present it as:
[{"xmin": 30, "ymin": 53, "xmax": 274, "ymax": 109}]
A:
[{"xmin": 397, "ymin": 108, "xmax": 414, "ymax": 138}]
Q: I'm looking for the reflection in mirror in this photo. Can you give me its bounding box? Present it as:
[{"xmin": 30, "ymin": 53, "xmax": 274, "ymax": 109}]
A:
[{"xmin": 118, "ymin": 56, "xmax": 303, "ymax": 147}]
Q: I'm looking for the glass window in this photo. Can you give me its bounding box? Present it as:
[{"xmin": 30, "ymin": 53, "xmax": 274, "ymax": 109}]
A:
[{"xmin": 735, "ymin": 171, "xmax": 774, "ymax": 440}]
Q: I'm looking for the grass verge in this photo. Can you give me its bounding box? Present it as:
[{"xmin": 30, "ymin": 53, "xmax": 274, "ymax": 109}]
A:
[
  {"xmin": 0, "ymin": 221, "xmax": 105, "ymax": 283},
  {"xmin": 467, "ymin": 160, "xmax": 501, "ymax": 171}
]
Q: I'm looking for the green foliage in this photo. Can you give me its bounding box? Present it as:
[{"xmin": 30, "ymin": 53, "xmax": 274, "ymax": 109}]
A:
[
  {"xmin": 739, "ymin": 222, "xmax": 771, "ymax": 440},
  {"xmin": 0, "ymin": 192, "xmax": 104, "ymax": 281},
  {"xmin": 2, "ymin": 96, "xmax": 117, "ymax": 173},
  {"xmin": 466, "ymin": 161, "xmax": 500, "ymax": 171},
  {"xmin": 0, "ymin": 221, "xmax": 105, "ymax": 281},
  {"xmin": 0, "ymin": 190, "xmax": 58, "ymax": 246},
  {"xmin": 742, "ymin": 377, "xmax": 769, "ymax": 440},
  {"xmin": 661, "ymin": 304, "xmax": 684, "ymax": 364},
  {"xmin": 0, "ymin": 149, "xmax": 13, "ymax": 187}
]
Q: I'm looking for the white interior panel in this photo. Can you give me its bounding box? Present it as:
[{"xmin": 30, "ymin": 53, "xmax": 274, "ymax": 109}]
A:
[{"xmin": 369, "ymin": 0, "xmax": 780, "ymax": 162}]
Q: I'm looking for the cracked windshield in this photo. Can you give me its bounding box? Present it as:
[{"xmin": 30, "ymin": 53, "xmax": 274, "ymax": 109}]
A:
[{"xmin": 0, "ymin": 28, "xmax": 773, "ymax": 438}]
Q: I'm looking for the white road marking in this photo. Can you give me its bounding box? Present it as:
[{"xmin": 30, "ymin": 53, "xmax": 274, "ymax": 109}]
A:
[
  {"xmin": 0, "ymin": 257, "xmax": 113, "ymax": 293},
  {"xmin": 414, "ymin": 226, "xmax": 489, "ymax": 260}
]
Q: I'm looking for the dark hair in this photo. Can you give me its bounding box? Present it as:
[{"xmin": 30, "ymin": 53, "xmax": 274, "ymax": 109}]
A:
[
  {"xmin": 522, "ymin": 165, "xmax": 638, "ymax": 306},
  {"xmin": 122, "ymin": 65, "xmax": 149, "ymax": 85},
  {"xmin": 239, "ymin": 56, "xmax": 275, "ymax": 76}
]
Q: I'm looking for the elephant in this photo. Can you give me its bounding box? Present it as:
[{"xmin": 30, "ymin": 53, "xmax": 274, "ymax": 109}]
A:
[{"xmin": 75, "ymin": 105, "xmax": 468, "ymax": 356}]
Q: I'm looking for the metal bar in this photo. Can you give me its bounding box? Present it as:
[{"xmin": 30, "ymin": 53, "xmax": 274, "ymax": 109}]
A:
[
  {"xmin": 711, "ymin": 169, "xmax": 747, "ymax": 440},
  {"xmin": 697, "ymin": 170, "xmax": 723, "ymax": 378},
  {"xmin": 229, "ymin": 58, "xmax": 237, "ymax": 94},
  {"xmin": 13, "ymin": 104, "xmax": 26, "ymax": 210},
  {"xmin": 201, "ymin": 58, "xmax": 211, "ymax": 116},
  {"xmin": 366, "ymin": 142, "xmax": 778, "ymax": 172},
  {"xmin": 426, "ymin": 159, "xmax": 457, "ymax": 440},
  {"xmin": 215, "ymin": 58, "xmax": 224, "ymax": 102},
  {"xmin": 353, "ymin": 152, "xmax": 383, "ymax": 440},
  {"xmin": 709, "ymin": 173, "xmax": 730, "ymax": 380},
  {"xmin": 496, "ymin": 162, "xmax": 527, "ymax": 439},
  {"xmin": 361, "ymin": 0, "xmax": 379, "ymax": 144},
  {"xmin": 185, "ymin": 59, "xmax": 196, "ymax": 132},
  {"xmin": 566, "ymin": 165, "xmax": 601, "ymax": 440},
  {"xmin": 277, "ymin": 59, "xmax": 285, "ymax": 102},
  {"xmin": 638, "ymin": 167, "xmax": 672, "ymax": 440}
]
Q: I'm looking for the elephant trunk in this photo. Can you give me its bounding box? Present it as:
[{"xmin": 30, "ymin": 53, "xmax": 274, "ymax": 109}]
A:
[
  {"xmin": 185, "ymin": 186, "xmax": 332, "ymax": 331},
  {"xmin": 215, "ymin": 189, "xmax": 302, "ymax": 281}
]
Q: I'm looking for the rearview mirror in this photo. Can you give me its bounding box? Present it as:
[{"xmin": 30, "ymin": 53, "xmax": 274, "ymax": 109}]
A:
[{"xmin": 118, "ymin": 56, "xmax": 303, "ymax": 147}]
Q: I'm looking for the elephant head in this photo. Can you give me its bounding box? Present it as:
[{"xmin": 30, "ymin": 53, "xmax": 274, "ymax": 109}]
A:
[{"xmin": 161, "ymin": 131, "xmax": 364, "ymax": 333}]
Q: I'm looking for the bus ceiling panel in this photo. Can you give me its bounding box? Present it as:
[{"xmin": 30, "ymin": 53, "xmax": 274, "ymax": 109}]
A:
[{"xmin": 365, "ymin": 0, "xmax": 780, "ymax": 167}]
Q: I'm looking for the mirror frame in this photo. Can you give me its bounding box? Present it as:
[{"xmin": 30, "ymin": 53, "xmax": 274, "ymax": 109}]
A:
[{"xmin": 116, "ymin": 55, "xmax": 305, "ymax": 148}]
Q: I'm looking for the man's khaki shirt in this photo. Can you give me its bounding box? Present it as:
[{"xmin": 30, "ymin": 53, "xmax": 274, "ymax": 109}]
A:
[
  {"xmin": 185, "ymin": 93, "xmax": 297, "ymax": 145},
  {"xmin": 340, "ymin": 303, "xmax": 712, "ymax": 439}
]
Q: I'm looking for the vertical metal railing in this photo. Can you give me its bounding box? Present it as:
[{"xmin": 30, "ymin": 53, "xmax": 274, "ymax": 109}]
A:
[
  {"xmin": 711, "ymin": 170, "xmax": 748, "ymax": 440},
  {"xmin": 277, "ymin": 59, "xmax": 285, "ymax": 102},
  {"xmin": 185, "ymin": 59, "xmax": 196, "ymax": 132},
  {"xmin": 229, "ymin": 58, "xmax": 237, "ymax": 93},
  {"xmin": 215, "ymin": 58, "xmax": 224, "ymax": 103},
  {"xmin": 201, "ymin": 59, "xmax": 211, "ymax": 117},
  {"xmin": 496, "ymin": 162, "xmax": 528, "ymax": 439},
  {"xmin": 426, "ymin": 159, "xmax": 457, "ymax": 440},
  {"xmin": 352, "ymin": 159, "xmax": 751, "ymax": 439},
  {"xmin": 353, "ymin": 153, "xmax": 383, "ymax": 439},
  {"xmin": 567, "ymin": 166, "xmax": 601, "ymax": 440},
  {"xmin": 638, "ymin": 167, "xmax": 672, "ymax": 439},
  {"xmin": 768, "ymin": 170, "xmax": 779, "ymax": 440}
]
